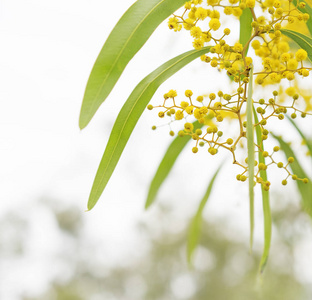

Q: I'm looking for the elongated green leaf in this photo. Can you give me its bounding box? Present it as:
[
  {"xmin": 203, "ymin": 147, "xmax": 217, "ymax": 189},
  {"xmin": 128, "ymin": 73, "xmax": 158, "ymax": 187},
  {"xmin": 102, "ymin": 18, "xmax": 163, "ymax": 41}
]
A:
[
  {"xmin": 280, "ymin": 29, "xmax": 312, "ymax": 62},
  {"xmin": 287, "ymin": 115, "xmax": 312, "ymax": 157},
  {"xmin": 292, "ymin": 0, "xmax": 312, "ymax": 36},
  {"xmin": 246, "ymin": 65, "xmax": 254, "ymax": 251},
  {"xmin": 187, "ymin": 164, "xmax": 223, "ymax": 265},
  {"xmin": 254, "ymin": 108, "xmax": 271, "ymax": 274},
  {"xmin": 79, "ymin": 0, "xmax": 188, "ymax": 129},
  {"xmin": 272, "ymin": 134, "xmax": 312, "ymax": 217},
  {"xmin": 239, "ymin": 8, "xmax": 253, "ymax": 55},
  {"xmin": 87, "ymin": 47, "xmax": 211, "ymax": 210},
  {"xmin": 145, "ymin": 121, "xmax": 204, "ymax": 209}
]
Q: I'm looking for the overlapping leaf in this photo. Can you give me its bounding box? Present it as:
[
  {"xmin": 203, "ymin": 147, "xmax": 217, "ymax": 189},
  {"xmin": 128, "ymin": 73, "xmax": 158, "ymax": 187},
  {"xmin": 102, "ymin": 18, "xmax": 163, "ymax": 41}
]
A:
[
  {"xmin": 79, "ymin": 0, "xmax": 188, "ymax": 129},
  {"xmin": 87, "ymin": 47, "xmax": 211, "ymax": 210}
]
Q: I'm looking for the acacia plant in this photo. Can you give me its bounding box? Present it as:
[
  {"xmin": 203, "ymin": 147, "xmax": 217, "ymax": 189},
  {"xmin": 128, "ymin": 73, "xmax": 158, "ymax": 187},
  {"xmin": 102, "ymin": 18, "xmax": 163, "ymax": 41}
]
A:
[{"xmin": 80, "ymin": 0, "xmax": 312, "ymax": 274}]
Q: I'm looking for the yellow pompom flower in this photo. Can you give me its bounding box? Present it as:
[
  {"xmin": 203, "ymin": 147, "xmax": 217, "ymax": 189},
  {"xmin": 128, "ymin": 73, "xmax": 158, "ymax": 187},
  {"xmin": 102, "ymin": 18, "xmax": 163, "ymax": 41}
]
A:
[
  {"xmin": 214, "ymin": 101, "xmax": 222, "ymax": 109},
  {"xmin": 224, "ymin": 7, "xmax": 233, "ymax": 15},
  {"xmin": 158, "ymin": 111, "xmax": 165, "ymax": 118},
  {"xmin": 302, "ymin": 69, "xmax": 310, "ymax": 77},
  {"xmin": 263, "ymin": 57, "xmax": 273, "ymax": 68},
  {"xmin": 256, "ymin": 75, "xmax": 265, "ymax": 84},
  {"xmin": 251, "ymin": 40, "xmax": 261, "ymax": 50},
  {"xmin": 175, "ymin": 110, "xmax": 184, "ymax": 120},
  {"xmin": 200, "ymin": 106, "xmax": 208, "ymax": 114},
  {"xmin": 209, "ymin": 18, "xmax": 221, "ymax": 31},
  {"xmin": 273, "ymin": 0, "xmax": 281, "ymax": 7},
  {"xmin": 185, "ymin": 106, "xmax": 194, "ymax": 114},
  {"xmin": 183, "ymin": 19, "xmax": 194, "ymax": 30},
  {"xmin": 194, "ymin": 108, "xmax": 202, "ymax": 119},
  {"xmin": 286, "ymin": 87, "xmax": 296, "ymax": 96},
  {"xmin": 168, "ymin": 17, "xmax": 179, "ymax": 31},
  {"xmin": 201, "ymin": 32, "xmax": 212, "ymax": 42},
  {"xmin": 288, "ymin": 59, "xmax": 298, "ymax": 70},
  {"xmin": 184, "ymin": 122, "xmax": 194, "ymax": 132},
  {"xmin": 257, "ymin": 16, "xmax": 266, "ymax": 25},
  {"xmin": 286, "ymin": 72, "xmax": 295, "ymax": 80},
  {"xmin": 232, "ymin": 8, "xmax": 243, "ymax": 17},
  {"xmin": 168, "ymin": 89, "xmax": 177, "ymax": 98},
  {"xmin": 197, "ymin": 96, "xmax": 204, "ymax": 102},
  {"xmin": 303, "ymin": 13, "xmax": 310, "ymax": 21},
  {"xmin": 188, "ymin": 11, "xmax": 196, "ymax": 20},
  {"xmin": 185, "ymin": 90, "xmax": 193, "ymax": 97},
  {"xmin": 210, "ymin": 60, "xmax": 218, "ymax": 67},
  {"xmin": 295, "ymin": 49, "xmax": 308, "ymax": 61},
  {"xmin": 190, "ymin": 26, "xmax": 202, "ymax": 38},
  {"xmin": 195, "ymin": 7, "xmax": 208, "ymax": 20},
  {"xmin": 184, "ymin": 1, "xmax": 192, "ymax": 9},
  {"xmin": 280, "ymin": 53, "xmax": 290, "ymax": 62},
  {"xmin": 209, "ymin": 10, "xmax": 220, "ymax": 19},
  {"xmin": 245, "ymin": 57, "xmax": 253, "ymax": 66},
  {"xmin": 193, "ymin": 38, "xmax": 204, "ymax": 49},
  {"xmin": 269, "ymin": 72, "xmax": 279, "ymax": 82},
  {"xmin": 233, "ymin": 42, "xmax": 243, "ymax": 52},
  {"xmin": 246, "ymin": 0, "xmax": 255, "ymax": 8},
  {"xmin": 213, "ymin": 44, "xmax": 223, "ymax": 54},
  {"xmin": 180, "ymin": 101, "xmax": 189, "ymax": 108}
]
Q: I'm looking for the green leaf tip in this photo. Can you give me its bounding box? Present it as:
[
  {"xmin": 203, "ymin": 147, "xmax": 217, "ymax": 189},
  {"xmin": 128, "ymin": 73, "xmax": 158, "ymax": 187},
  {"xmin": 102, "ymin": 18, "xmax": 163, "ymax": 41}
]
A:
[
  {"xmin": 145, "ymin": 121, "xmax": 204, "ymax": 210},
  {"xmin": 79, "ymin": 0, "xmax": 189, "ymax": 129},
  {"xmin": 187, "ymin": 163, "xmax": 223, "ymax": 266}
]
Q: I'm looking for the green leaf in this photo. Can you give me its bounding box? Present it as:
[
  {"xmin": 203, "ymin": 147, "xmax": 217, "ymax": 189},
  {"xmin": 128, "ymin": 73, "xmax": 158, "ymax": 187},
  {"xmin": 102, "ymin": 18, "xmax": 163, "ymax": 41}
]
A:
[
  {"xmin": 246, "ymin": 65, "xmax": 254, "ymax": 251},
  {"xmin": 287, "ymin": 115, "xmax": 312, "ymax": 157},
  {"xmin": 239, "ymin": 8, "xmax": 253, "ymax": 55},
  {"xmin": 272, "ymin": 134, "xmax": 312, "ymax": 217},
  {"xmin": 292, "ymin": 0, "xmax": 312, "ymax": 36},
  {"xmin": 254, "ymin": 108, "xmax": 271, "ymax": 274},
  {"xmin": 79, "ymin": 0, "xmax": 188, "ymax": 129},
  {"xmin": 280, "ymin": 29, "xmax": 312, "ymax": 62},
  {"xmin": 145, "ymin": 121, "xmax": 204, "ymax": 209},
  {"xmin": 87, "ymin": 47, "xmax": 211, "ymax": 210},
  {"xmin": 187, "ymin": 164, "xmax": 223, "ymax": 265}
]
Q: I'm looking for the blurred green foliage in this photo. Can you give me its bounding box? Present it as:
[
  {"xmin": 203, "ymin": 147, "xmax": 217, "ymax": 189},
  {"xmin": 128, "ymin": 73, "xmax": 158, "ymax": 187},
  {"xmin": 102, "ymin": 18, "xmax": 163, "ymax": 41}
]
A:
[{"xmin": 1, "ymin": 199, "xmax": 309, "ymax": 300}]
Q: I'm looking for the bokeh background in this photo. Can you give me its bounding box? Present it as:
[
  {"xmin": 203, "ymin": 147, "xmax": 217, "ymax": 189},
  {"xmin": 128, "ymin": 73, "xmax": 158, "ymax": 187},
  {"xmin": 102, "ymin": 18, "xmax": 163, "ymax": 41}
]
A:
[{"xmin": 1, "ymin": 0, "xmax": 312, "ymax": 299}]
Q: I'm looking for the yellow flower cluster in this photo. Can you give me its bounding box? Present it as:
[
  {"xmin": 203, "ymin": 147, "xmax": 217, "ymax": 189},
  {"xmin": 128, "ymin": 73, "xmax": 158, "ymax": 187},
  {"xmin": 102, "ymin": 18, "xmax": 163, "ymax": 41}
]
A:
[
  {"xmin": 147, "ymin": 88, "xmax": 309, "ymax": 188},
  {"xmin": 148, "ymin": 0, "xmax": 312, "ymax": 189}
]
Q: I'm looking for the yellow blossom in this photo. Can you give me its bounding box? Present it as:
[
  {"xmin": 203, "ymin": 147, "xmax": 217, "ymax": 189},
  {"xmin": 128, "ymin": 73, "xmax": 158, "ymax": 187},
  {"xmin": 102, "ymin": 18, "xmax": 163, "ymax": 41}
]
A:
[
  {"xmin": 209, "ymin": 18, "xmax": 221, "ymax": 31},
  {"xmin": 295, "ymin": 49, "xmax": 308, "ymax": 61}
]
